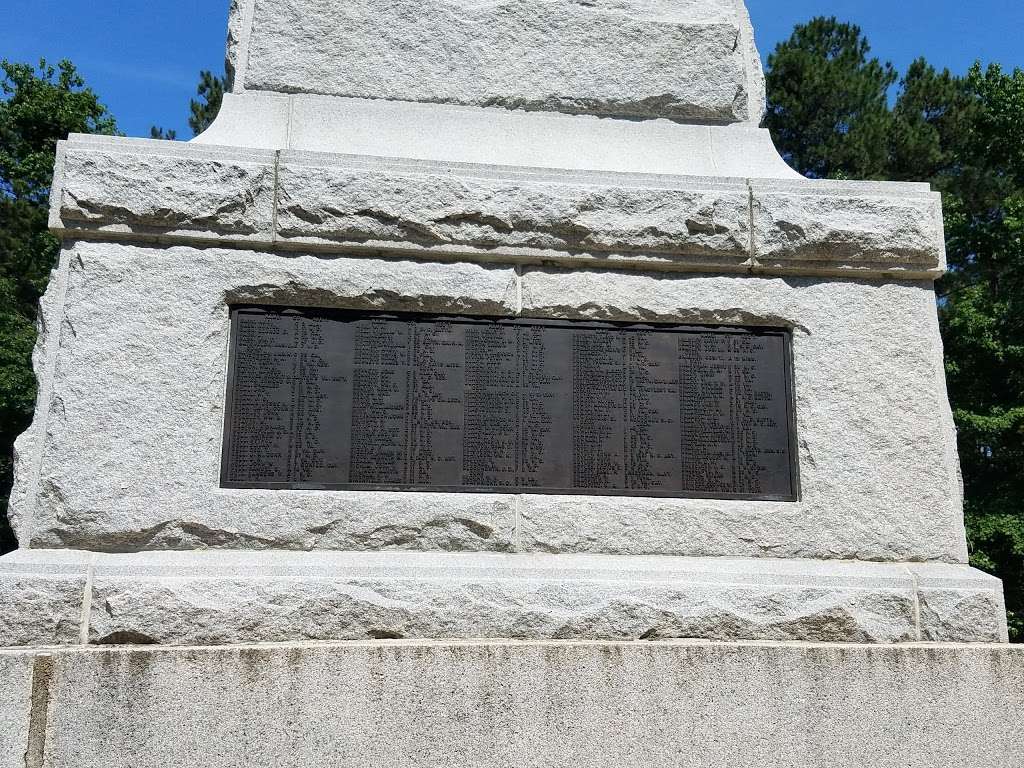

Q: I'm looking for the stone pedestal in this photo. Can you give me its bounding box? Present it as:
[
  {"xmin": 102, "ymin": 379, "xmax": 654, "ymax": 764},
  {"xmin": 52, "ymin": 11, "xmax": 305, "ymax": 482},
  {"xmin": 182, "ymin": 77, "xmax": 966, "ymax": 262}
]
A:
[
  {"xmin": 3, "ymin": 641, "xmax": 1023, "ymax": 768},
  {"xmin": 0, "ymin": 0, "xmax": 1018, "ymax": 764}
]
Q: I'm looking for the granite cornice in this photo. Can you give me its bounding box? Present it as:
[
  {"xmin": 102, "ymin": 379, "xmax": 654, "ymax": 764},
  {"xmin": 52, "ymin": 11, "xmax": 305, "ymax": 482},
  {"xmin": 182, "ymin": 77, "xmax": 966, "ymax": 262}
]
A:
[{"xmin": 49, "ymin": 136, "xmax": 946, "ymax": 280}]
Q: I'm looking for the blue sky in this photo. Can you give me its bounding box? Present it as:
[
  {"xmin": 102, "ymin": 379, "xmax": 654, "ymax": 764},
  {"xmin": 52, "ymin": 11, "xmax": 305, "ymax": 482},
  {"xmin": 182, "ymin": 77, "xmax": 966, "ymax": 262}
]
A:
[{"xmin": 4, "ymin": 0, "xmax": 1023, "ymax": 139}]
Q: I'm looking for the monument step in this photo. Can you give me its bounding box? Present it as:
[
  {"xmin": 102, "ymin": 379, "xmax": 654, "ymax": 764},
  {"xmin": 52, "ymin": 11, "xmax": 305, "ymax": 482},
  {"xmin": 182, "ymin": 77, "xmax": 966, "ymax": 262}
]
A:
[
  {"xmin": 2, "ymin": 639, "xmax": 1021, "ymax": 767},
  {"xmin": 0, "ymin": 550, "xmax": 1006, "ymax": 648}
]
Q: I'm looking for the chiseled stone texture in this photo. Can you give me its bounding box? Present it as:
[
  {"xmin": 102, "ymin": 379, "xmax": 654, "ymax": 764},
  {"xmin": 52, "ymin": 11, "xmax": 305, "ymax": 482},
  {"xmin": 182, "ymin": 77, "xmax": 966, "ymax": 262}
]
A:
[
  {"xmin": 0, "ymin": 551, "xmax": 1007, "ymax": 646},
  {"xmin": 53, "ymin": 137, "xmax": 275, "ymax": 242},
  {"xmin": 0, "ymin": 553, "xmax": 89, "ymax": 647},
  {"xmin": 752, "ymin": 179, "xmax": 946, "ymax": 273},
  {"xmin": 10, "ymin": 241, "xmax": 518, "ymax": 553},
  {"xmin": 276, "ymin": 154, "xmax": 752, "ymax": 263},
  {"xmin": 9, "ymin": 240, "xmax": 966, "ymax": 562},
  {"xmin": 0, "ymin": 653, "xmax": 33, "ymax": 768},
  {"xmin": 83, "ymin": 552, "xmax": 928, "ymax": 646},
  {"xmin": 914, "ymin": 563, "xmax": 1011, "ymax": 643},
  {"xmin": 49, "ymin": 138, "xmax": 946, "ymax": 277},
  {"xmin": 238, "ymin": 0, "xmax": 764, "ymax": 123},
  {"xmin": 519, "ymin": 268, "xmax": 966, "ymax": 563},
  {"xmin": 19, "ymin": 641, "xmax": 1024, "ymax": 768}
]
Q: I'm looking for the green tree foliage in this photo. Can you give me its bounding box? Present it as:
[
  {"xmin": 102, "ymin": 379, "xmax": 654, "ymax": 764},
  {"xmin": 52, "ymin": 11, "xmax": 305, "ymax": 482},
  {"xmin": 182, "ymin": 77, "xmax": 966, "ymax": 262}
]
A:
[
  {"xmin": 150, "ymin": 126, "xmax": 177, "ymax": 141},
  {"xmin": 766, "ymin": 21, "xmax": 1024, "ymax": 641},
  {"xmin": 0, "ymin": 60, "xmax": 117, "ymax": 554},
  {"xmin": 188, "ymin": 70, "xmax": 225, "ymax": 136},
  {"xmin": 887, "ymin": 59, "xmax": 972, "ymax": 182},
  {"xmin": 149, "ymin": 70, "xmax": 227, "ymax": 141},
  {"xmin": 940, "ymin": 64, "xmax": 1024, "ymax": 641},
  {"xmin": 764, "ymin": 17, "xmax": 896, "ymax": 179}
]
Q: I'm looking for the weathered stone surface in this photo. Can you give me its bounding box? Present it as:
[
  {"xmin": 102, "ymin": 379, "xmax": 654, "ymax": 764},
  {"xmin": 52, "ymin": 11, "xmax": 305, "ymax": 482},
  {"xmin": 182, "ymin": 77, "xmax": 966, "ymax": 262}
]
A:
[
  {"xmin": 11, "ymin": 241, "xmax": 518, "ymax": 552},
  {"xmin": 8, "ymin": 240, "xmax": 966, "ymax": 562},
  {"xmin": 82, "ymin": 552, "xmax": 929, "ymax": 646},
  {"xmin": 277, "ymin": 155, "xmax": 751, "ymax": 262},
  {"xmin": 0, "ymin": 554, "xmax": 88, "ymax": 646},
  {"xmin": 7, "ymin": 239, "xmax": 71, "ymax": 543},
  {"xmin": 53, "ymin": 137, "xmax": 276, "ymax": 241},
  {"xmin": 0, "ymin": 653, "xmax": 33, "ymax": 768},
  {"xmin": 51, "ymin": 138, "xmax": 947, "ymax": 277},
  {"xmin": 225, "ymin": 0, "xmax": 254, "ymax": 90},
  {"xmin": 15, "ymin": 641, "xmax": 1024, "ymax": 768},
  {"xmin": 919, "ymin": 589, "xmax": 1009, "ymax": 643},
  {"xmin": 236, "ymin": 0, "xmax": 764, "ymax": 124},
  {"xmin": 913, "ymin": 564, "xmax": 1011, "ymax": 643},
  {"xmin": 519, "ymin": 268, "xmax": 967, "ymax": 563},
  {"xmin": 0, "ymin": 551, "xmax": 1006, "ymax": 646},
  {"xmin": 752, "ymin": 180, "xmax": 945, "ymax": 273}
]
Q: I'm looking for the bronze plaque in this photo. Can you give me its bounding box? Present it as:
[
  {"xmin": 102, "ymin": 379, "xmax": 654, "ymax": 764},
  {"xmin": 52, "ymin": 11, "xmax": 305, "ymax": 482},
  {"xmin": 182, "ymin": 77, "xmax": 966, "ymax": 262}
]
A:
[{"xmin": 221, "ymin": 307, "xmax": 798, "ymax": 500}]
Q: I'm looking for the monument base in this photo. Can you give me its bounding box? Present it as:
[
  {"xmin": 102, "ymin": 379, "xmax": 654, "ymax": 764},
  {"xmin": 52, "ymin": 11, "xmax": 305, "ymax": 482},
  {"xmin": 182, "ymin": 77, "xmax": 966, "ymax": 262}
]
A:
[
  {"xmin": 2, "ymin": 639, "xmax": 1021, "ymax": 768},
  {"xmin": 0, "ymin": 549, "xmax": 1008, "ymax": 647}
]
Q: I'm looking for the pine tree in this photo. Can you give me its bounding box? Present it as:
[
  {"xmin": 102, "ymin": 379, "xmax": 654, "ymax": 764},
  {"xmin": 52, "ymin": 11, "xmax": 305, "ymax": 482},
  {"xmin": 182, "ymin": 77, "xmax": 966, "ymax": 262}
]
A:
[
  {"xmin": 764, "ymin": 17, "xmax": 896, "ymax": 179},
  {"xmin": 938, "ymin": 64, "xmax": 1024, "ymax": 640},
  {"xmin": 188, "ymin": 70, "xmax": 225, "ymax": 136},
  {"xmin": 150, "ymin": 126, "xmax": 177, "ymax": 141},
  {"xmin": 766, "ymin": 25, "xmax": 1024, "ymax": 640}
]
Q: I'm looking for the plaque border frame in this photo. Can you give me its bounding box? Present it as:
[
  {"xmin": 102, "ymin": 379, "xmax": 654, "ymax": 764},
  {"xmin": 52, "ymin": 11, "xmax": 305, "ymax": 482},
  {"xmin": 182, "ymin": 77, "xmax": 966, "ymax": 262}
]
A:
[{"xmin": 219, "ymin": 305, "xmax": 801, "ymax": 502}]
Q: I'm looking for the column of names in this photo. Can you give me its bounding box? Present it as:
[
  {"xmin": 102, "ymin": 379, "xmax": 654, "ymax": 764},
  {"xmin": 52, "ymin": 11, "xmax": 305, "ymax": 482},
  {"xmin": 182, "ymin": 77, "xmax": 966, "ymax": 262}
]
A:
[{"xmin": 223, "ymin": 308, "xmax": 796, "ymax": 500}]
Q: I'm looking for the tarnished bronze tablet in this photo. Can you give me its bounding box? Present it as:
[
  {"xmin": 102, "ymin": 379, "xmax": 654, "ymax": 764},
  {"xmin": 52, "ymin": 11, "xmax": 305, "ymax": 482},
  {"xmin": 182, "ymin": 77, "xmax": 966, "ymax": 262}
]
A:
[{"xmin": 221, "ymin": 307, "xmax": 798, "ymax": 501}]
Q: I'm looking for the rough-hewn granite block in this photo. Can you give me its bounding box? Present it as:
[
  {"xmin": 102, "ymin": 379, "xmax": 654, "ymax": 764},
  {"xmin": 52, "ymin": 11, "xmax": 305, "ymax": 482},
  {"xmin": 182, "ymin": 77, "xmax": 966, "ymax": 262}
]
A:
[
  {"xmin": 82, "ymin": 552, "xmax": 925, "ymax": 646},
  {"xmin": 276, "ymin": 154, "xmax": 752, "ymax": 263},
  {"xmin": 0, "ymin": 551, "xmax": 1006, "ymax": 647},
  {"xmin": 912, "ymin": 563, "xmax": 1010, "ymax": 643},
  {"xmin": 0, "ymin": 553, "xmax": 89, "ymax": 647},
  {"xmin": 235, "ymin": 0, "xmax": 765, "ymax": 123},
  {"xmin": 52, "ymin": 137, "xmax": 276, "ymax": 242},
  {"xmin": 50, "ymin": 138, "xmax": 945, "ymax": 278},
  {"xmin": 9, "ymin": 242, "xmax": 518, "ymax": 553},
  {"xmin": 7, "ymin": 239, "xmax": 964, "ymax": 562},
  {"xmin": 751, "ymin": 179, "xmax": 945, "ymax": 275}
]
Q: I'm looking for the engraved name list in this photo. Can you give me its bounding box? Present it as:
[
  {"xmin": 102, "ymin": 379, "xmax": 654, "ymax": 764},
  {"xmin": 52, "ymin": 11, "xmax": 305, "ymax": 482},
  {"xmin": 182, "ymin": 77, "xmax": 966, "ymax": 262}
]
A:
[{"xmin": 221, "ymin": 307, "xmax": 798, "ymax": 500}]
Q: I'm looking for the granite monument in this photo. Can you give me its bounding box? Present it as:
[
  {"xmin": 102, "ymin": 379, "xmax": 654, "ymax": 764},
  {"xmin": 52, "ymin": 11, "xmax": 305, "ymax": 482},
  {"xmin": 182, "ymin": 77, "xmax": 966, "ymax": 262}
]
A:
[{"xmin": 1, "ymin": 1, "xmax": 1021, "ymax": 766}]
